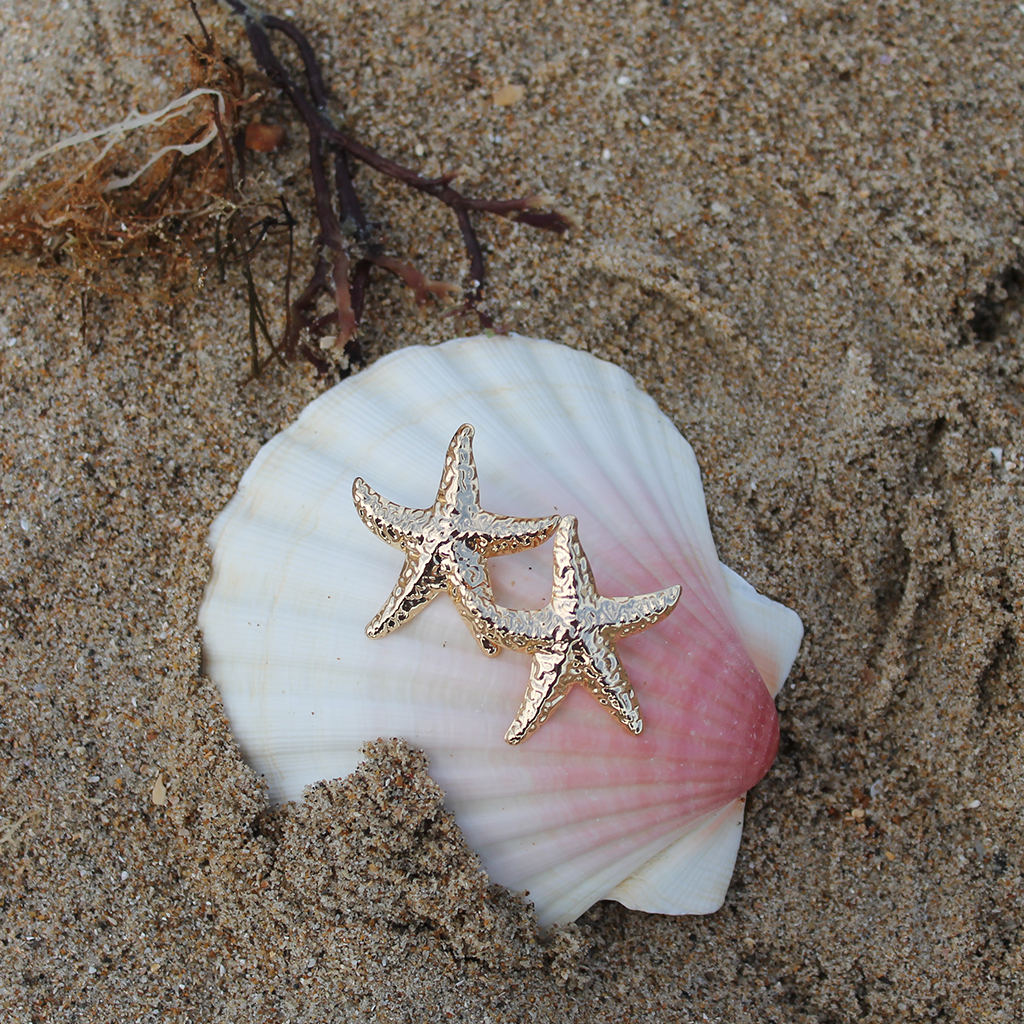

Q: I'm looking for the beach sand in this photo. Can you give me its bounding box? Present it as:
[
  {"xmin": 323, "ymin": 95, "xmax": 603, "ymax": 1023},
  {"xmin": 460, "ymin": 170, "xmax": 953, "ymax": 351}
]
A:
[{"xmin": 2, "ymin": 1, "xmax": 1022, "ymax": 1020}]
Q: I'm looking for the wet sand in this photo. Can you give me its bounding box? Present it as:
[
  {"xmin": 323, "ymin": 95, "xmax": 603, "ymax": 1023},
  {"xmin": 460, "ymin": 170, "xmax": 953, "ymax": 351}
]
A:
[{"xmin": 2, "ymin": 1, "xmax": 1023, "ymax": 1020}]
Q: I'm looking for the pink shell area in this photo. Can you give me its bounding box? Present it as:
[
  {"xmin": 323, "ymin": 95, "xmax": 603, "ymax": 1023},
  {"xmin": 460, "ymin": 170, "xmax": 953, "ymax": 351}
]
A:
[{"xmin": 199, "ymin": 335, "xmax": 798, "ymax": 927}]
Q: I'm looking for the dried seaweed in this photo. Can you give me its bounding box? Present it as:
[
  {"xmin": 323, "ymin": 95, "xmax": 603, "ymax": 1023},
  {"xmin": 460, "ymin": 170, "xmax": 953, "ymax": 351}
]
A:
[
  {"xmin": 0, "ymin": 11, "xmax": 246, "ymax": 301},
  {"xmin": 0, "ymin": 1, "xmax": 574, "ymax": 381}
]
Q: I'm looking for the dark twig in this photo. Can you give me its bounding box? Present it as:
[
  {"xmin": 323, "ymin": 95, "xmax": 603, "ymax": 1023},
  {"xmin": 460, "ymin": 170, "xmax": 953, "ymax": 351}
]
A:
[
  {"xmin": 188, "ymin": 0, "xmax": 214, "ymax": 52},
  {"xmin": 140, "ymin": 149, "xmax": 185, "ymax": 215},
  {"xmin": 280, "ymin": 196, "xmax": 296, "ymax": 357},
  {"xmin": 216, "ymin": 0, "xmax": 573, "ymax": 372}
]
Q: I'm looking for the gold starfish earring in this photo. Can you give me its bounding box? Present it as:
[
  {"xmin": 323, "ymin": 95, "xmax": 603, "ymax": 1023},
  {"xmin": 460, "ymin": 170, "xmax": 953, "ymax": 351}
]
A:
[
  {"xmin": 463, "ymin": 515, "xmax": 681, "ymax": 743},
  {"xmin": 352, "ymin": 424, "xmax": 560, "ymax": 655}
]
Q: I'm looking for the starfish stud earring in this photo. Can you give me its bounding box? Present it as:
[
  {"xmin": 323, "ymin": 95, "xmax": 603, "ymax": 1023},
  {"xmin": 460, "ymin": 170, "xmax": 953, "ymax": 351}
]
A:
[
  {"xmin": 463, "ymin": 515, "xmax": 681, "ymax": 743},
  {"xmin": 352, "ymin": 424, "xmax": 560, "ymax": 655}
]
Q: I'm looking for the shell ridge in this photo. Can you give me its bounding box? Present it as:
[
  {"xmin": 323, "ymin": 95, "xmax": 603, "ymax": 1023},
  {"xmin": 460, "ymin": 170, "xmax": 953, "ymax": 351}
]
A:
[
  {"xmin": 452, "ymin": 776, "xmax": 753, "ymax": 849},
  {"xmin": 606, "ymin": 797, "xmax": 746, "ymax": 916},
  {"xmin": 494, "ymin": 804, "xmax": 723, "ymax": 928},
  {"xmin": 718, "ymin": 562, "xmax": 804, "ymax": 698},
  {"xmin": 627, "ymin": 415, "xmax": 741, "ymax": 634},
  {"xmin": 527, "ymin": 347, "xmax": 711, "ymax": 597},
  {"xmin": 481, "ymin": 797, "xmax": 702, "ymax": 882}
]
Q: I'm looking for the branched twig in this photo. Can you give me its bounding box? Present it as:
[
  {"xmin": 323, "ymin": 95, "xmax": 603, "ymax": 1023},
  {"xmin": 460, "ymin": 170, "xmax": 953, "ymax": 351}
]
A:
[{"xmin": 218, "ymin": 0, "xmax": 574, "ymax": 371}]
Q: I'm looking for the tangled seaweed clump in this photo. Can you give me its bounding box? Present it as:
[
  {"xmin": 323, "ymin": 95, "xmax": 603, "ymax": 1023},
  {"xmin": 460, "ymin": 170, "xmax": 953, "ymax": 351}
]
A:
[
  {"xmin": 0, "ymin": 0, "xmax": 573, "ymax": 381},
  {"xmin": 0, "ymin": 8, "xmax": 244, "ymax": 294}
]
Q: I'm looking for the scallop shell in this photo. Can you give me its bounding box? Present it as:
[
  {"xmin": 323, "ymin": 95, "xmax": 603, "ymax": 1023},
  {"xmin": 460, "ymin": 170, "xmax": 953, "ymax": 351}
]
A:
[{"xmin": 199, "ymin": 335, "xmax": 803, "ymax": 928}]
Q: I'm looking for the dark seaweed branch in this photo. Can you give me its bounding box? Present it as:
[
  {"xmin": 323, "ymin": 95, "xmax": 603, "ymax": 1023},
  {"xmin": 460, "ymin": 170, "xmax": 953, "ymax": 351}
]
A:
[{"xmin": 217, "ymin": 0, "xmax": 573, "ymax": 376}]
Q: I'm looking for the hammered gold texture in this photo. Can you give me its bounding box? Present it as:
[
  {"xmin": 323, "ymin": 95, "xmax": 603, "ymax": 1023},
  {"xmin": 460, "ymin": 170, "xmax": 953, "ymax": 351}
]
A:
[
  {"xmin": 352, "ymin": 423, "xmax": 560, "ymax": 656},
  {"xmin": 463, "ymin": 515, "xmax": 682, "ymax": 743}
]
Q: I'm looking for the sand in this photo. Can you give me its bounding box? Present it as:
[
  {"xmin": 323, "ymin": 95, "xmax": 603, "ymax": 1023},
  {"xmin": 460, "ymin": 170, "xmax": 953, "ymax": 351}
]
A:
[{"xmin": 2, "ymin": 0, "xmax": 1023, "ymax": 1020}]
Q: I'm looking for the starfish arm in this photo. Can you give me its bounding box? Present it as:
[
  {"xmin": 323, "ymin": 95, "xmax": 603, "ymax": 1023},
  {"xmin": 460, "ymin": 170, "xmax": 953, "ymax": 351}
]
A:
[
  {"xmin": 596, "ymin": 584, "xmax": 682, "ymax": 638},
  {"xmin": 580, "ymin": 639, "xmax": 645, "ymax": 735},
  {"xmin": 505, "ymin": 646, "xmax": 574, "ymax": 744},
  {"xmin": 436, "ymin": 424, "xmax": 480, "ymax": 510},
  {"xmin": 461, "ymin": 588, "xmax": 559, "ymax": 655},
  {"xmin": 434, "ymin": 426, "xmax": 557, "ymax": 552},
  {"xmin": 452, "ymin": 603, "xmax": 501, "ymax": 657},
  {"xmin": 352, "ymin": 477, "xmax": 433, "ymax": 547},
  {"xmin": 548, "ymin": 515, "xmax": 597, "ymax": 607},
  {"xmin": 365, "ymin": 550, "xmax": 446, "ymax": 638},
  {"xmin": 473, "ymin": 511, "xmax": 561, "ymax": 557}
]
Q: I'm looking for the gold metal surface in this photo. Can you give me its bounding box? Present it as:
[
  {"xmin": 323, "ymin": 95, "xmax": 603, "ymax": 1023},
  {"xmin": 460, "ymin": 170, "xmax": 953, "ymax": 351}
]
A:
[
  {"xmin": 353, "ymin": 426, "xmax": 680, "ymax": 743},
  {"xmin": 352, "ymin": 424, "xmax": 560, "ymax": 655},
  {"xmin": 464, "ymin": 515, "xmax": 681, "ymax": 743}
]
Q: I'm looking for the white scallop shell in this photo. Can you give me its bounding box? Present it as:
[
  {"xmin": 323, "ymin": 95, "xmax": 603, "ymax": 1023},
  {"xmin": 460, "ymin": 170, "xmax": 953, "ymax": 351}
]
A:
[{"xmin": 199, "ymin": 335, "xmax": 803, "ymax": 928}]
